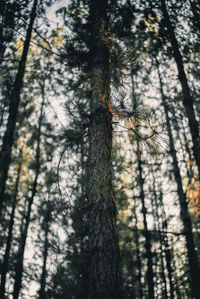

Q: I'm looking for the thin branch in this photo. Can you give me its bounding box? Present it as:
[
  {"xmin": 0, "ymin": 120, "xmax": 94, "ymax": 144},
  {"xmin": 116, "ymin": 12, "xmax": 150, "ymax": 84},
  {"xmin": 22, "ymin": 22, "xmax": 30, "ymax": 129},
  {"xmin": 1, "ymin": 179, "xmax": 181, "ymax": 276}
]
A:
[{"xmin": 12, "ymin": 27, "xmax": 66, "ymax": 58}]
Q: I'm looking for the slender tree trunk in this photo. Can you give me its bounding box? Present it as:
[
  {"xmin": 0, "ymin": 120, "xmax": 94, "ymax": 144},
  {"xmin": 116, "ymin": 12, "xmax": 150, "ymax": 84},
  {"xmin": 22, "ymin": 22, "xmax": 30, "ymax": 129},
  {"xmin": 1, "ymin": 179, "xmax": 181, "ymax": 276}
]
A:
[
  {"xmin": 172, "ymin": 257, "xmax": 182, "ymax": 299},
  {"xmin": 161, "ymin": 0, "xmax": 200, "ymax": 179},
  {"xmin": 13, "ymin": 86, "xmax": 44, "ymax": 299},
  {"xmin": 79, "ymin": 141, "xmax": 90, "ymax": 297},
  {"xmin": 137, "ymin": 142, "xmax": 154, "ymax": 299},
  {"xmin": 88, "ymin": 1, "xmax": 120, "ymax": 298},
  {"xmin": 164, "ymin": 236, "xmax": 174, "ymax": 299},
  {"xmin": 131, "ymin": 69, "xmax": 154, "ymax": 297},
  {"xmin": 159, "ymin": 190, "xmax": 175, "ymax": 299},
  {"xmin": 0, "ymin": 0, "xmax": 38, "ymax": 219},
  {"xmin": 131, "ymin": 72, "xmax": 144, "ymax": 299},
  {"xmin": 0, "ymin": 155, "xmax": 22, "ymax": 299},
  {"xmin": 38, "ymin": 211, "xmax": 51, "ymax": 299},
  {"xmin": 157, "ymin": 61, "xmax": 200, "ymax": 299},
  {"xmin": 177, "ymin": 117, "xmax": 194, "ymax": 179},
  {"xmin": 133, "ymin": 205, "xmax": 143, "ymax": 299},
  {"xmin": 151, "ymin": 171, "xmax": 168, "ymax": 299},
  {"xmin": 13, "ymin": 141, "xmax": 40, "ymax": 299}
]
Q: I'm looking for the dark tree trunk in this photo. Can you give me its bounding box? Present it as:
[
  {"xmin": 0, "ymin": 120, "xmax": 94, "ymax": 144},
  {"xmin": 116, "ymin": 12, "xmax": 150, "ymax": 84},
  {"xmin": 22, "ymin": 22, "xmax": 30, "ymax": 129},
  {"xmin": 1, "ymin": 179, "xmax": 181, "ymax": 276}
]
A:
[
  {"xmin": 172, "ymin": 256, "xmax": 182, "ymax": 299},
  {"xmin": 38, "ymin": 211, "xmax": 51, "ymax": 299},
  {"xmin": 131, "ymin": 71, "xmax": 144, "ymax": 299},
  {"xmin": 88, "ymin": 1, "xmax": 120, "ymax": 298},
  {"xmin": 137, "ymin": 142, "xmax": 155, "ymax": 299},
  {"xmin": 0, "ymin": 0, "xmax": 38, "ymax": 219},
  {"xmin": 13, "ymin": 86, "xmax": 44, "ymax": 299},
  {"xmin": 151, "ymin": 171, "xmax": 168, "ymax": 299},
  {"xmin": 0, "ymin": 155, "xmax": 22, "ymax": 299},
  {"xmin": 159, "ymin": 190, "xmax": 175, "ymax": 299},
  {"xmin": 133, "ymin": 205, "xmax": 143, "ymax": 299},
  {"xmin": 161, "ymin": 0, "xmax": 200, "ymax": 180},
  {"xmin": 164, "ymin": 235, "xmax": 174, "ymax": 299},
  {"xmin": 157, "ymin": 61, "xmax": 200, "ymax": 299}
]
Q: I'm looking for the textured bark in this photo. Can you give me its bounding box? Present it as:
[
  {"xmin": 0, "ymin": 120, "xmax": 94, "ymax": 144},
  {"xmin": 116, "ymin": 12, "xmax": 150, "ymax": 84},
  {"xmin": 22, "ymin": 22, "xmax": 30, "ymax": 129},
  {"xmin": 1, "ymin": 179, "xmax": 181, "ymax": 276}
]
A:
[
  {"xmin": 0, "ymin": 0, "xmax": 38, "ymax": 219},
  {"xmin": 137, "ymin": 142, "xmax": 154, "ymax": 299},
  {"xmin": 161, "ymin": 0, "xmax": 200, "ymax": 179},
  {"xmin": 0, "ymin": 157, "xmax": 22, "ymax": 299},
  {"xmin": 88, "ymin": 1, "xmax": 120, "ymax": 298},
  {"xmin": 157, "ymin": 62, "xmax": 200, "ymax": 299},
  {"xmin": 88, "ymin": 112, "xmax": 120, "ymax": 299}
]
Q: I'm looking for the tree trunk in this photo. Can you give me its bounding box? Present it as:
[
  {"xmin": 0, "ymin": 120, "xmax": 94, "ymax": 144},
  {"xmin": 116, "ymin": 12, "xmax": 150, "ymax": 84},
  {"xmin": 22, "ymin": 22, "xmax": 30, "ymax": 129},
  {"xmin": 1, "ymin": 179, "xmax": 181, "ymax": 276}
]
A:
[
  {"xmin": 88, "ymin": 1, "xmax": 120, "ymax": 298},
  {"xmin": 131, "ymin": 68, "xmax": 153, "ymax": 298},
  {"xmin": 151, "ymin": 171, "xmax": 168, "ymax": 299},
  {"xmin": 13, "ymin": 85, "xmax": 44, "ymax": 299},
  {"xmin": 133, "ymin": 205, "xmax": 143, "ymax": 299},
  {"xmin": 131, "ymin": 71, "xmax": 144, "ymax": 299},
  {"xmin": 0, "ymin": 0, "xmax": 38, "ymax": 219},
  {"xmin": 0, "ymin": 155, "xmax": 22, "ymax": 299},
  {"xmin": 159, "ymin": 190, "xmax": 175, "ymax": 299},
  {"xmin": 38, "ymin": 211, "xmax": 51, "ymax": 299},
  {"xmin": 161, "ymin": 0, "xmax": 200, "ymax": 180},
  {"xmin": 137, "ymin": 142, "xmax": 155, "ymax": 299},
  {"xmin": 157, "ymin": 61, "xmax": 200, "ymax": 299}
]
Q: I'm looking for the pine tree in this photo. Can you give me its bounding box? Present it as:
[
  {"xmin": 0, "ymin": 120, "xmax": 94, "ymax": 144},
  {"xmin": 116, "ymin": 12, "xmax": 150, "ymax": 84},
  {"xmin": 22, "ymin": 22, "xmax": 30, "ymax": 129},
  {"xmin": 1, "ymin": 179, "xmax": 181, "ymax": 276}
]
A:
[
  {"xmin": 0, "ymin": 148, "xmax": 23, "ymax": 299},
  {"xmin": 0, "ymin": 0, "xmax": 38, "ymax": 219},
  {"xmin": 87, "ymin": 1, "xmax": 121, "ymax": 295}
]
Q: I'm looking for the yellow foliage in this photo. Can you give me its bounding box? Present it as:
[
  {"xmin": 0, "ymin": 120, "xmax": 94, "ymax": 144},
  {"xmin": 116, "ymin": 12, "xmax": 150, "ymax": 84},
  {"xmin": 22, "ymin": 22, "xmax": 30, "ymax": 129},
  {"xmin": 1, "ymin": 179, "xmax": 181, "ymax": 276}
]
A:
[
  {"xmin": 16, "ymin": 40, "xmax": 24, "ymax": 50},
  {"xmin": 186, "ymin": 177, "xmax": 200, "ymax": 221},
  {"xmin": 10, "ymin": 136, "xmax": 34, "ymax": 193},
  {"xmin": 142, "ymin": 52, "xmax": 147, "ymax": 60},
  {"xmin": 143, "ymin": 14, "xmax": 160, "ymax": 32},
  {"xmin": 51, "ymin": 27, "xmax": 64, "ymax": 47}
]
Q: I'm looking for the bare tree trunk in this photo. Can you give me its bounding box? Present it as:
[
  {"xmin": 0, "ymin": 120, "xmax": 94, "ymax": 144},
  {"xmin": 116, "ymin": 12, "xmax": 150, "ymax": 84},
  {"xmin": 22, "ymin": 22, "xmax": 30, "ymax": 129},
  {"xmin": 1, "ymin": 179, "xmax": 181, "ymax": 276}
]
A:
[
  {"xmin": 137, "ymin": 141, "xmax": 154, "ymax": 299},
  {"xmin": 131, "ymin": 68, "xmax": 153, "ymax": 298},
  {"xmin": 151, "ymin": 171, "xmax": 168, "ymax": 299},
  {"xmin": 88, "ymin": 1, "xmax": 120, "ymax": 298},
  {"xmin": 157, "ymin": 60, "xmax": 200, "ymax": 299},
  {"xmin": 0, "ymin": 153, "xmax": 22, "ymax": 299},
  {"xmin": 133, "ymin": 204, "xmax": 143, "ymax": 299},
  {"xmin": 0, "ymin": 0, "xmax": 38, "ymax": 219},
  {"xmin": 38, "ymin": 210, "xmax": 51, "ymax": 299},
  {"xmin": 159, "ymin": 190, "xmax": 175, "ymax": 299}
]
